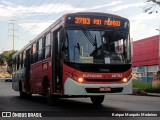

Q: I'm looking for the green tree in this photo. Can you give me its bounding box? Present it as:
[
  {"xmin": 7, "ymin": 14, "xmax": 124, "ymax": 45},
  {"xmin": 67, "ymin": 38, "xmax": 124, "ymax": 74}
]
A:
[
  {"xmin": 0, "ymin": 54, "xmax": 5, "ymax": 66},
  {"xmin": 0, "ymin": 50, "xmax": 17, "ymax": 73},
  {"xmin": 144, "ymin": 0, "xmax": 160, "ymax": 14}
]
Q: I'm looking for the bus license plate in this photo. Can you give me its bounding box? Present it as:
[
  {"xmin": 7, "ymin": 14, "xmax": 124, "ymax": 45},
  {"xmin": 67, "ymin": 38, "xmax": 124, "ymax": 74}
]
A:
[{"xmin": 100, "ymin": 87, "xmax": 111, "ymax": 91}]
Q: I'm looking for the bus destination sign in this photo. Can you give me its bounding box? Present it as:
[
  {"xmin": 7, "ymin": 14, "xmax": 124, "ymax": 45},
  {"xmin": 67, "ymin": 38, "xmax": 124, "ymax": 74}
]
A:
[
  {"xmin": 66, "ymin": 15, "xmax": 125, "ymax": 27},
  {"xmin": 75, "ymin": 17, "xmax": 120, "ymax": 26}
]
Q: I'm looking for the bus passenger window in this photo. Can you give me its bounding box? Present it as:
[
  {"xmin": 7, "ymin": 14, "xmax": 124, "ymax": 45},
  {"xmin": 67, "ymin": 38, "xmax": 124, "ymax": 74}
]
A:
[
  {"xmin": 44, "ymin": 33, "xmax": 51, "ymax": 59},
  {"xmin": 23, "ymin": 51, "xmax": 26, "ymax": 67},
  {"xmin": 45, "ymin": 46, "xmax": 51, "ymax": 58},
  {"xmin": 38, "ymin": 38, "xmax": 43, "ymax": 61},
  {"xmin": 31, "ymin": 43, "xmax": 38, "ymax": 63},
  {"xmin": 12, "ymin": 57, "xmax": 16, "ymax": 71},
  {"xmin": 17, "ymin": 56, "xmax": 20, "ymax": 70}
]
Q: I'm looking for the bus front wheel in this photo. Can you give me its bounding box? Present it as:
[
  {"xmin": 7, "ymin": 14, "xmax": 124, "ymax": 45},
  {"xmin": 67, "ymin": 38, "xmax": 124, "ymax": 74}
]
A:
[
  {"xmin": 47, "ymin": 87, "xmax": 58, "ymax": 105},
  {"xmin": 90, "ymin": 95, "xmax": 104, "ymax": 105},
  {"xmin": 19, "ymin": 82, "xmax": 31, "ymax": 98}
]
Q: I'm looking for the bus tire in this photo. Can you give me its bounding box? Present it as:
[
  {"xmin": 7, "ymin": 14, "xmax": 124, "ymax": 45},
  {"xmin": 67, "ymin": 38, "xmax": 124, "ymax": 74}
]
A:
[
  {"xmin": 90, "ymin": 95, "xmax": 104, "ymax": 105},
  {"xmin": 47, "ymin": 87, "xmax": 58, "ymax": 105},
  {"xmin": 19, "ymin": 82, "xmax": 27, "ymax": 98},
  {"xmin": 19, "ymin": 81, "xmax": 31, "ymax": 98}
]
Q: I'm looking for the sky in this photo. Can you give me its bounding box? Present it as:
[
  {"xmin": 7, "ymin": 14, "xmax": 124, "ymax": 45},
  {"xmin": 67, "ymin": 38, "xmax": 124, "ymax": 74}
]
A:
[{"xmin": 0, "ymin": 0, "xmax": 160, "ymax": 53}]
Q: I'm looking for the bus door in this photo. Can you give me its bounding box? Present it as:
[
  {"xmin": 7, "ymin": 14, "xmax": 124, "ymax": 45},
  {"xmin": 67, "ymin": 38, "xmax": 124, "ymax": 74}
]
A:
[
  {"xmin": 25, "ymin": 48, "xmax": 31, "ymax": 92},
  {"xmin": 52, "ymin": 29, "xmax": 63, "ymax": 93}
]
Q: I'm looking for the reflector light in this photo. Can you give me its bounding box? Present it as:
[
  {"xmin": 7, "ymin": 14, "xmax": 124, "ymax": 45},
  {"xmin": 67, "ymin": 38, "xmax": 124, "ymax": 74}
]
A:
[{"xmin": 122, "ymin": 78, "xmax": 128, "ymax": 83}]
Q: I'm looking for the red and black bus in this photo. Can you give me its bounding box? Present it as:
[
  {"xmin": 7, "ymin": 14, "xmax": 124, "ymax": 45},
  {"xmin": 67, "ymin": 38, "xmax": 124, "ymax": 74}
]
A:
[{"xmin": 12, "ymin": 12, "xmax": 132, "ymax": 105}]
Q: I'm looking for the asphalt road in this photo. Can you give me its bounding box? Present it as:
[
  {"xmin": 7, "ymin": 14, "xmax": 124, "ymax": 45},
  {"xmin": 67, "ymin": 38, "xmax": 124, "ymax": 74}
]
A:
[{"xmin": 0, "ymin": 80, "xmax": 160, "ymax": 120}]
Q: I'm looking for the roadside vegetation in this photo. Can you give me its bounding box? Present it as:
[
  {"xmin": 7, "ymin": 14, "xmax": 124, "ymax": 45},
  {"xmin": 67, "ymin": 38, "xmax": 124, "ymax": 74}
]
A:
[
  {"xmin": 0, "ymin": 50, "xmax": 17, "ymax": 74},
  {"xmin": 133, "ymin": 79, "xmax": 160, "ymax": 93}
]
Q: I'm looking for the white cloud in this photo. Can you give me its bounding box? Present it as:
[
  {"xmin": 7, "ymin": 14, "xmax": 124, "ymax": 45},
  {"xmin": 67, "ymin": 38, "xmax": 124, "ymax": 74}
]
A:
[
  {"xmin": 89, "ymin": 1, "xmax": 123, "ymax": 10},
  {"xmin": 129, "ymin": 13, "xmax": 160, "ymax": 40},
  {"xmin": 111, "ymin": 3, "xmax": 145, "ymax": 12},
  {"xmin": 0, "ymin": 1, "xmax": 125, "ymax": 21},
  {"xmin": 18, "ymin": 21, "xmax": 53, "ymax": 36},
  {"xmin": 1, "ymin": 0, "xmax": 15, "ymax": 7}
]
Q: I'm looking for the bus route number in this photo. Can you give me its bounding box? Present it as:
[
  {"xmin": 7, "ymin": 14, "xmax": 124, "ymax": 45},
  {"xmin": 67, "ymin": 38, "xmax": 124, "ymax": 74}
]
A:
[{"xmin": 75, "ymin": 17, "xmax": 90, "ymax": 25}]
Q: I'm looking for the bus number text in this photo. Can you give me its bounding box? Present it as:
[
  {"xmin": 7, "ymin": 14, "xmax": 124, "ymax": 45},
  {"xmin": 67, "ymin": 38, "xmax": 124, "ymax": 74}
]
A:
[{"xmin": 75, "ymin": 17, "xmax": 90, "ymax": 25}]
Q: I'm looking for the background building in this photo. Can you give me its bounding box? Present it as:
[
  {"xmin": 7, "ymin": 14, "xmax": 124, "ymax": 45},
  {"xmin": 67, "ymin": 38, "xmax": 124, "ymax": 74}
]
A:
[{"xmin": 132, "ymin": 35, "xmax": 159, "ymax": 82}]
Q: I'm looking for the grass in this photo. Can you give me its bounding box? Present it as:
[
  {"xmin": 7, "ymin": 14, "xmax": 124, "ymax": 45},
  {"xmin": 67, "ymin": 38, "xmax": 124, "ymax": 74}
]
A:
[{"xmin": 133, "ymin": 80, "xmax": 160, "ymax": 93}]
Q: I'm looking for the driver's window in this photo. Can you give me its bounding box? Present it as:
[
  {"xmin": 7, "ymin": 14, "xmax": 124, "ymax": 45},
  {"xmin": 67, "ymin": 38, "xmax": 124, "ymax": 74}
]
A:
[
  {"xmin": 64, "ymin": 39, "xmax": 69, "ymax": 61},
  {"xmin": 102, "ymin": 36, "xmax": 109, "ymax": 52}
]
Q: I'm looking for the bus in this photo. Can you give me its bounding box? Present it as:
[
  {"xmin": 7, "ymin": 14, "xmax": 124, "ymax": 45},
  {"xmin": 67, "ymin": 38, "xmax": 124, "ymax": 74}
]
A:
[{"xmin": 12, "ymin": 12, "xmax": 132, "ymax": 105}]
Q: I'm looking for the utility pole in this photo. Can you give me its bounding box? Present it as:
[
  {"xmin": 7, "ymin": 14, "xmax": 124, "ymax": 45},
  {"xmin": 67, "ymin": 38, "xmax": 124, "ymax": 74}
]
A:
[{"xmin": 9, "ymin": 20, "xmax": 18, "ymax": 51}]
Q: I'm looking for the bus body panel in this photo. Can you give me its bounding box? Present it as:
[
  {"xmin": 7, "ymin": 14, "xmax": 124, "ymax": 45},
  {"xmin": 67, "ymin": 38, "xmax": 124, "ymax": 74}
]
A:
[{"xmin": 30, "ymin": 59, "xmax": 53, "ymax": 94}]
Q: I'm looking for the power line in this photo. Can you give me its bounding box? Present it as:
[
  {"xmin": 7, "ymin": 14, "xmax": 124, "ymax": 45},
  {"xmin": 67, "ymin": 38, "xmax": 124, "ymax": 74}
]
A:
[
  {"xmin": 19, "ymin": 0, "xmax": 63, "ymax": 39},
  {"xmin": 19, "ymin": 0, "xmax": 85, "ymax": 45},
  {"xmin": 30, "ymin": 0, "xmax": 84, "ymax": 33},
  {"xmin": 23, "ymin": 0, "xmax": 47, "ymax": 22},
  {"xmin": 29, "ymin": 0, "xmax": 64, "ymax": 30}
]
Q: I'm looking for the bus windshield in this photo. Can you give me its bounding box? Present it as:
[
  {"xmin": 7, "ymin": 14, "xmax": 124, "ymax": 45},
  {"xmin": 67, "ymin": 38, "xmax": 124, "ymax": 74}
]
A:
[{"xmin": 65, "ymin": 29, "xmax": 131, "ymax": 64}]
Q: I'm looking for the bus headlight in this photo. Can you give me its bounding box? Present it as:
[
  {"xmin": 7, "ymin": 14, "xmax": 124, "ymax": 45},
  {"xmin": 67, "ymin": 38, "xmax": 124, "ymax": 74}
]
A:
[
  {"xmin": 68, "ymin": 73, "xmax": 84, "ymax": 83},
  {"xmin": 122, "ymin": 78, "xmax": 128, "ymax": 83},
  {"xmin": 122, "ymin": 75, "xmax": 132, "ymax": 83},
  {"xmin": 78, "ymin": 77, "xmax": 84, "ymax": 83}
]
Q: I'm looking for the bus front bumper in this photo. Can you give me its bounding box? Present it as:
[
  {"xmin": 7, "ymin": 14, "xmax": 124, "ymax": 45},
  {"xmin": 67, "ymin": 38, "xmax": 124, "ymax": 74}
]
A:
[{"xmin": 64, "ymin": 77, "xmax": 132, "ymax": 96}]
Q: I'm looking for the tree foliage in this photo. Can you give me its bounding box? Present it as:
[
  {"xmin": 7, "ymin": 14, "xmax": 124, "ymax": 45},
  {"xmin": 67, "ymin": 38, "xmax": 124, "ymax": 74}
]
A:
[
  {"xmin": 145, "ymin": 0, "xmax": 160, "ymax": 14},
  {"xmin": 0, "ymin": 50, "xmax": 17, "ymax": 73},
  {"xmin": 0, "ymin": 54, "xmax": 5, "ymax": 65}
]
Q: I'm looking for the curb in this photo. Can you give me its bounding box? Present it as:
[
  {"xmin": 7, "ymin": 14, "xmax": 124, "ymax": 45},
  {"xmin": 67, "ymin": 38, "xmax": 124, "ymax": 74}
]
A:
[
  {"xmin": 133, "ymin": 89, "xmax": 160, "ymax": 97},
  {"xmin": 146, "ymin": 93, "xmax": 160, "ymax": 97}
]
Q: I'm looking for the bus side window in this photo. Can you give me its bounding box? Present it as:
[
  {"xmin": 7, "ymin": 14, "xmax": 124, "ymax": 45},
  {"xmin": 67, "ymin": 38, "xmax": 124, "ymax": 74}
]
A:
[
  {"xmin": 32, "ymin": 43, "xmax": 38, "ymax": 63},
  {"xmin": 15, "ymin": 57, "xmax": 17, "ymax": 71},
  {"xmin": 20, "ymin": 53, "xmax": 23, "ymax": 68},
  {"xmin": 45, "ymin": 33, "xmax": 51, "ymax": 59},
  {"xmin": 12, "ymin": 57, "xmax": 16, "ymax": 71},
  {"xmin": 23, "ymin": 51, "xmax": 26, "ymax": 67},
  {"xmin": 38, "ymin": 38, "xmax": 43, "ymax": 61},
  {"xmin": 17, "ymin": 55, "xmax": 20, "ymax": 70}
]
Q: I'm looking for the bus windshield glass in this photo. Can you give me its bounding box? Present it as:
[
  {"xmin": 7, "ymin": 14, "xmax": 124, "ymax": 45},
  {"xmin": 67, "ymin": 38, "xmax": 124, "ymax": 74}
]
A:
[{"xmin": 65, "ymin": 29, "xmax": 131, "ymax": 64}]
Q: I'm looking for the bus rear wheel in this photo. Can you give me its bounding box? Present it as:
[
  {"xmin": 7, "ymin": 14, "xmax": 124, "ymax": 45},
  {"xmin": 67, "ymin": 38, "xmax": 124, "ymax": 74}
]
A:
[
  {"xmin": 90, "ymin": 95, "xmax": 104, "ymax": 105},
  {"xmin": 20, "ymin": 91, "xmax": 31, "ymax": 98}
]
